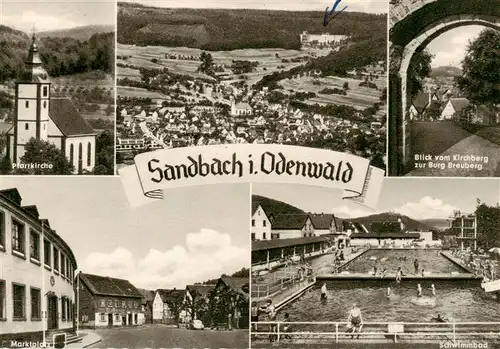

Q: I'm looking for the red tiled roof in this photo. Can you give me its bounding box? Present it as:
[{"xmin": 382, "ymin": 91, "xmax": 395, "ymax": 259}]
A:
[
  {"xmin": 49, "ymin": 98, "xmax": 95, "ymax": 136},
  {"xmin": 271, "ymin": 214, "xmax": 309, "ymax": 230}
]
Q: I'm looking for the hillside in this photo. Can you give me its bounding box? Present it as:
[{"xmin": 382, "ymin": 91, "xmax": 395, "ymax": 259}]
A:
[
  {"xmin": 347, "ymin": 212, "xmax": 435, "ymax": 232},
  {"xmin": 38, "ymin": 24, "xmax": 115, "ymax": 41},
  {"xmin": 252, "ymin": 195, "xmax": 305, "ymax": 216},
  {"xmin": 430, "ymin": 65, "xmax": 462, "ymax": 78},
  {"xmin": 420, "ymin": 218, "xmax": 450, "ymax": 231},
  {"xmin": 117, "ymin": 3, "xmax": 386, "ymax": 50},
  {"xmin": 0, "ymin": 24, "xmax": 114, "ymax": 83}
]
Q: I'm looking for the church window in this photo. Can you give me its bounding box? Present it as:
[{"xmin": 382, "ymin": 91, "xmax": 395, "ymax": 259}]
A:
[
  {"xmin": 78, "ymin": 143, "xmax": 83, "ymax": 173},
  {"xmin": 24, "ymin": 123, "xmax": 29, "ymax": 130},
  {"xmin": 87, "ymin": 143, "xmax": 91, "ymax": 166},
  {"xmin": 25, "ymin": 101, "xmax": 29, "ymax": 108},
  {"xmin": 42, "ymin": 86, "xmax": 48, "ymax": 97},
  {"xmin": 69, "ymin": 144, "xmax": 74, "ymax": 166}
]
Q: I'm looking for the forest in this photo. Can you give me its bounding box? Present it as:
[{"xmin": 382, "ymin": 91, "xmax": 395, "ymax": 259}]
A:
[
  {"xmin": 0, "ymin": 25, "xmax": 114, "ymax": 83},
  {"xmin": 117, "ymin": 3, "xmax": 386, "ymax": 50}
]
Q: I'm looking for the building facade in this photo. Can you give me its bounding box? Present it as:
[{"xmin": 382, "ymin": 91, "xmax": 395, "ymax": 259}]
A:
[
  {"xmin": 0, "ymin": 188, "xmax": 77, "ymax": 341},
  {"xmin": 450, "ymin": 214, "xmax": 477, "ymax": 250},
  {"xmin": 251, "ymin": 204, "xmax": 271, "ymax": 241},
  {"xmin": 152, "ymin": 289, "xmax": 185, "ymax": 325},
  {"xmin": 77, "ymin": 273, "xmax": 143, "ymax": 328},
  {"xmin": 6, "ymin": 34, "xmax": 96, "ymax": 174}
]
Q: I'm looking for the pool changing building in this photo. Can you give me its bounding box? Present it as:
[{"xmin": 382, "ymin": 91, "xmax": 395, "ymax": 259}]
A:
[{"xmin": 0, "ymin": 188, "xmax": 77, "ymax": 341}]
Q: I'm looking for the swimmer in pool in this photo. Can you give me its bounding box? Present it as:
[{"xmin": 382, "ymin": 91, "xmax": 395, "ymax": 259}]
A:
[
  {"xmin": 347, "ymin": 303, "xmax": 363, "ymax": 339},
  {"xmin": 385, "ymin": 287, "xmax": 391, "ymax": 298},
  {"xmin": 417, "ymin": 284, "xmax": 422, "ymax": 297},
  {"xmin": 430, "ymin": 284, "xmax": 436, "ymax": 296},
  {"xmin": 432, "ymin": 313, "xmax": 447, "ymax": 323}
]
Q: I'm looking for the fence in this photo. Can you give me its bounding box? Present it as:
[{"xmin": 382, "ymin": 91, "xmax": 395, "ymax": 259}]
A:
[{"xmin": 251, "ymin": 321, "xmax": 500, "ymax": 343}]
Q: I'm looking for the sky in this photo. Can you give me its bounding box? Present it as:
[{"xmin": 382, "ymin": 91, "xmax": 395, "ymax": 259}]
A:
[
  {"xmin": 119, "ymin": 0, "xmax": 388, "ymax": 13},
  {"xmin": 426, "ymin": 25, "xmax": 485, "ymax": 68},
  {"xmin": 0, "ymin": 177, "xmax": 250, "ymax": 290},
  {"xmin": 253, "ymin": 178, "xmax": 500, "ymax": 220},
  {"xmin": 0, "ymin": 0, "xmax": 115, "ymax": 32}
]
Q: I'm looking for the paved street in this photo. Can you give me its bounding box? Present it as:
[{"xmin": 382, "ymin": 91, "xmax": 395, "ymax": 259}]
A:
[{"xmin": 88, "ymin": 324, "xmax": 249, "ymax": 348}]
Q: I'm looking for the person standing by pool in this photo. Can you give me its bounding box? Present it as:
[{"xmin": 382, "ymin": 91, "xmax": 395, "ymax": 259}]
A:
[
  {"xmin": 421, "ymin": 268, "xmax": 425, "ymax": 277},
  {"xmin": 414, "ymin": 259, "xmax": 419, "ymax": 274},
  {"xmin": 347, "ymin": 303, "xmax": 363, "ymax": 339},
  {"xmin": 265, "ymin": 299, "xmax": 277, "ymax": 342},
  {"xmin": 395, "ymin": 267, "xmax": 403, "ymax": 283},
  {"xmin": 430, "ymin": 284, "xmax": 436, "ymax": 296},
  {"xmin": 321, "ymin": 283, "xmax": 328, "ymax": 300}
]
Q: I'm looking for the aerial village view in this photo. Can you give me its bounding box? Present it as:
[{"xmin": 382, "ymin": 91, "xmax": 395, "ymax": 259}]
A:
[
  {"xmin": 115, "ymin": 0, "xmax": 387, "ymax": 171},
  {"xmin": 250, "ymin": 179, "xmax": 500, "ymax": 347},
  {"xmin": 0, "ymin": 178, "xmax": 250, "ymax": 348}
]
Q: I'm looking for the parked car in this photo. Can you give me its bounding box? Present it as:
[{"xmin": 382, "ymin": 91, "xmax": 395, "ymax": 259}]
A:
[{"xmin": 188, "ymin": 319, "xmax": 204, "ymax": 330}]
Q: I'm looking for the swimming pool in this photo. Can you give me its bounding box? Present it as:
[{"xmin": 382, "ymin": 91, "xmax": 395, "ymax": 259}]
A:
[
  {"xmin": 279, "ymin": 282, "xmax": 500, "ymax": 324},
  {"xmin": 338, "ymin": 249, "xmax": 467, "ymax": 274}
]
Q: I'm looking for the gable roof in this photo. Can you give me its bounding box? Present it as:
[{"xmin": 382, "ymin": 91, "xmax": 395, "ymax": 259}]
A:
[
  {"xmin": 156, "ymin": 289, "xmax": 185, "ymax": 306},
  {"xmin": 449, "ymin": 98, "xmax": 470, "ymax": 113},
  {"xmin": 186, "ymin": 284, "xmax": 216, "ymax": 298},
  {"xmin": 412, "ymin": 93, "xmax": 432, "ymax": 113},
  {"xmin": 271, "ymin": 214, "xmax": 309, "ymax": 230},
  {"xmin": 309, "ymin": 213, "xmax": 336, "ymax": 230},
  {"xmin": 219, "ymin": 275, "xmax": 249, "ymax": 297},
  {"xmin": 49, "ymin": 98, "xmax": 95, "ymax": 136},
  {"xmin": 79, "ymin": 273, "xmax": 142, "ymax": 298}
]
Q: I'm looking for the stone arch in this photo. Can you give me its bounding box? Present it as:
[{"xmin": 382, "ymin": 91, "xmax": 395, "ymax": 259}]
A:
[{"xmin": 388, "ymin": 0, "xmax": 500, "ymax": 175}]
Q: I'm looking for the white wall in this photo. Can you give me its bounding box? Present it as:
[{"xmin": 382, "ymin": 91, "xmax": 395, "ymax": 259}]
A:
[
  {"xmin": 0, "ymin": 206, "xmax": 75, "ymax": 335},
  {"xmin": 440, "ymin": 101, "xmax": 455, "ymax": 120},
  {"xmin": 251, "ymin": 205, "xmax": 271, "ymax": 240},
  {"xmin": 152, "ymin": 293, "xmax": 163, "ymax": 321},
  {"xmin": 65, "ymin": 136, "xmax": 96, "ymax": 174}
]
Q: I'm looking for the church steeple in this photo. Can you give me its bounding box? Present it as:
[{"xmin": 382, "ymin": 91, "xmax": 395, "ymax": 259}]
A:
[{"xmin": 21, "ymin": 26, "xmax": 49, "ymax": 82}]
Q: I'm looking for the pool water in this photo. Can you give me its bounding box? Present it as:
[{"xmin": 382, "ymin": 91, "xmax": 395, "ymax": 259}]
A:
[
  {"xmin": 280, "ymin": 282, "xmax": 500, "ymax": 323},
  {"xmin": 339, "ymin": 249, "xmax": 466, "ymax": 274}
]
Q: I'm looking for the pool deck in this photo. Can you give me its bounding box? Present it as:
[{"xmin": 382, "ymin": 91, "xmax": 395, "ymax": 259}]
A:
[{"xmin": 440, "ymin": 251, "xmax": 476, "ymax": 274}]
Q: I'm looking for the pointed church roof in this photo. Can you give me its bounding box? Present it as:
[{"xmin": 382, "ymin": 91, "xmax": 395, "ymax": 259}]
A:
[
  {"xmin": 49, "ymin": 98, "xmax": 95, "ymax": 136},
  {"xmin": 20, "ymin": 33, "xmax": 50, "ymax": 83}
]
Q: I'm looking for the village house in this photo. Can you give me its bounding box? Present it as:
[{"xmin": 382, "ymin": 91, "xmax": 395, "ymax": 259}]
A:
[
  {"xmin": 409, "ymin": 92, "xmax": 439, "ymax": 119},
  {"xmin": 152, "ymin": 289, "xmax": 186, "ymax": 325},
  {"xmin": 230, "ymin": 101, "xmax": 253, "ymax": 117},
  {"xmin": 137, "ymin": 289, "xmax": 155, "ymax": 324},
  {"xmin": 440, "ymin": 98, "xmax": 470, "ymax": 120},
  {"xmin": 77, "ymin": 273, "xmax": 144, "ymax": 328},
  {"xmin": 183, "ymin": 284, "xmax": 216, "ymax": 323},
  {"xmin": 210, "ymin": 276, "xmax": 249, "ymax": 330}
]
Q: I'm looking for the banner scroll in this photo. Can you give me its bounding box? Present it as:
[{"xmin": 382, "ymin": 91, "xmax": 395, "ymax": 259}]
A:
[{"xmin": 119, "ymin": 144, "xmax": 385, "ymax": 208}]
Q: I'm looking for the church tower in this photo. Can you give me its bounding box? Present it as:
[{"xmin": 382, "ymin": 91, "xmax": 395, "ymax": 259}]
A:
[{"xmin": 11, "ymin": 31, "xmax": 51, "ymax": 163}]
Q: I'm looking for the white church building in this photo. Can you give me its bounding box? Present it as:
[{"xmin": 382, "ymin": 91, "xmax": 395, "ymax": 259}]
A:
[{"xmin": 6, "ymin": 33, "xmax": 96, "ymax": 174}]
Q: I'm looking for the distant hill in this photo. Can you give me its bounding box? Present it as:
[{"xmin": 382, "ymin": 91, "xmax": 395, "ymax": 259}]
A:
[
  {"xmin": 117, "ymin": 3, "xmax": 386, "ymax": 50},
  {"xmin": 38, "ymin": 25, "xmax": 115, "ymax": 41},
  {"xmin": 420, "ymin": 218, "xmax": 450, "ymax": 231},
  {"xmin": 430, "ymin": 66, "xmax": 462, "ymax": 78},
  {"xmin": 0, "ymin": 24, "xmax": 114, "ymax": 83},
  {"xmin": 252, "ymin": 195, "xmax": 305, "ymax": 216},
  {"xmin": 339, "ymin": 212, "xmax": 436, "ymax": 232}
]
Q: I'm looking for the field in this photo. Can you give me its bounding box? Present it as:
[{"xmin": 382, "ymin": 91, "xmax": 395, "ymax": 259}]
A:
[
  {"xmin": 51, "ymin": 71, "xmax": 114, "ymax": 88},
  {"xmin": 117, "ymin": 44, "xmax": 332, "ymax": 85},
  {"xmin": 117, "ymin": 86, "xmax": 169, "ymax": 100},
  {"xmin": 279, "ymin": 75, "xmax": 386, "ymax": 110}
]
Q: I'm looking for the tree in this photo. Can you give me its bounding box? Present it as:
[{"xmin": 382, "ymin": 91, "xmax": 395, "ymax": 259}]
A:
[
  {"xmin": 0, "ymin": 155, "xmax": 12, "ymax": 174},
  {"xmin": 407, "ymin": 49, "xmax": 433, "ymax": 98},
  {"xmin": 475, "ymin": 204, "xmax": 500, "ymax": 249},
  {"xmin": 15, "ymin": 138, "xmax": 73, "ymax": 175},
  {"xmin": 198, "ymin": 52, "xmax": 214, "ymax": 75},
  {"xmin": 456, "ymin": 29, "xmax": 500, "ymax": 105},
  {"xmin": 94, "ymin": 131, "xmax": 114, "ymax": 175}
]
